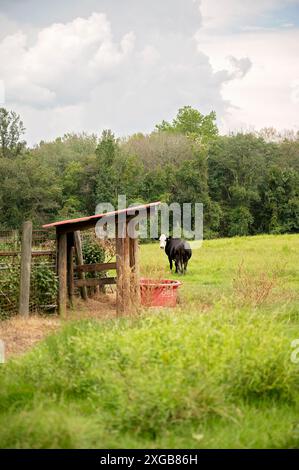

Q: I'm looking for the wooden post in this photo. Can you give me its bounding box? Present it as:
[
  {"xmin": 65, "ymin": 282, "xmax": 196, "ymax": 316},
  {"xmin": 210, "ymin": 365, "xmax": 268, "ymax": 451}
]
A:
[
  {"xmin": 74, "ymin": 231, "xmax": 88, "ymax": 300},
  {"xmin": 57, "ymin": 230, "xmax": 67, "ymax": 317},
  {"xmin": 13, "ymin": 229, "xmax": 19, "ymax": 250},
  {"xmin": 116, "ymin": 222, "xmax": 131, "ymax": 315},
  {"xmin": 123, "ymin": 233, "xmax": 131, "ymax": 310},
  {"xmin": 67, "ymin": 233, "xmax": 74, "ymax": 308},
  {"xmin": 129, "ymin": 237, "xmax": 141, "ymax": 312},
  {"xmin": 19, "ymin": 221, "xmax": 32, "ymax": 317}
]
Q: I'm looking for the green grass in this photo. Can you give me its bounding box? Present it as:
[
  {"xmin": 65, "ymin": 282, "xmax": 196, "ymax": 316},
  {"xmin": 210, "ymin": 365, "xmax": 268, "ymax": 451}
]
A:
[{"xmin": 0, "ymin": 234, "xmax": 299, "ymax": 448}]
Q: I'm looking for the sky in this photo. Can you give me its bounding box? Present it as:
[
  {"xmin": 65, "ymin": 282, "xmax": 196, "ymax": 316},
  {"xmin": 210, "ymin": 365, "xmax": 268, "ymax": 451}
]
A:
[{"xmin": 0, "ymin": 0, "xmax": 298, "ymax": 145}]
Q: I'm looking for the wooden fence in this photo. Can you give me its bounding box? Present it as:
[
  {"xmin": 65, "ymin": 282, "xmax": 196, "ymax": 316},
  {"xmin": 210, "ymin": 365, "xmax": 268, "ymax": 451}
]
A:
[
  {"xmin": 0, "ymin": 223, "xmax": 118, "ymax": 318},
  {"xmin": 0, "ymin": 223, "xmax": 57, "ymax": 318}
]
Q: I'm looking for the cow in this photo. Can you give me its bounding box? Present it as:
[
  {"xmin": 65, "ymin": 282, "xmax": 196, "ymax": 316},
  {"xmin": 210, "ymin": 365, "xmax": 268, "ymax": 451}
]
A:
[{"xmin": 160, "ymin": 234, "xmax": 192, "ymax": 274}]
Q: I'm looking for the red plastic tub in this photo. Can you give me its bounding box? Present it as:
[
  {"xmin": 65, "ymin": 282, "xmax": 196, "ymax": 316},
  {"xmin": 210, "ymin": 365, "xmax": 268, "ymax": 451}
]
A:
[{"xmin": 140, "ymin": 278, "xmax": 182, "ymax": 307}]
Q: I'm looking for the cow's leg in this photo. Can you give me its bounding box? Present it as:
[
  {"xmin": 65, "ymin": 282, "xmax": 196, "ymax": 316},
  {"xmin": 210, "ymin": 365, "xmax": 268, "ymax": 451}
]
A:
[
  {"xmin": 184, "ymin": 260, "xmax": 188, "ymax": 273},
  {"xmin": 180, "ymin": 260, "xmax": 184, "ymax": 274},
  {"xmin": 183, "ymin": 256, "xmax": 188, "ymax": 273},
  {"xmin": 169, "ymin": 256, "xmax": 173, "ymax": 271},
  {"xmin": 175, "ymin": 254, "xmax": 181, "ymax": 274}
]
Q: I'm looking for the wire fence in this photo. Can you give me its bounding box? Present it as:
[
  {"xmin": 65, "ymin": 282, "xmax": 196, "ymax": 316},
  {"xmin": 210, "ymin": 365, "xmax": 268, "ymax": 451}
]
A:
[
  {"xmin": 0, "ymin": 253, "xmax": 20, "ymax": 317},
  {"xmin": 0, "ymin": 228, "xmax": 117, "ymax": 318},
  {"xmin": 0, "ymin": 229, "xmax": 57, "ymax": 318}
]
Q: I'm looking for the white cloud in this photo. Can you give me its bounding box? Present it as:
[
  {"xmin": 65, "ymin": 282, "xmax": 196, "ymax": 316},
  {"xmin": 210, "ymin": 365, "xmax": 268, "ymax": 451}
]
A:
[
  {"xmin": 140, "ymin": 45, "xmax": 160, "ymax": 66},
  {"xmin": 2, "ymin": 1, "xmax": 295, "ymax": 144},
  {"xmin": 198, "ymin": 0, "xmax": 299, "ymax": 31},
  {"xmin": 0, "ymin": 13, "xmax": 18, "ymax": 40},
  {"xmin": 195, "ymin": 28, "xmax": 299, "ymax": 133},
  {"xmin": 0, "ymin": 13, "xmax": 135, "ymax": 107},
  {"xmin": 0, "ymin": 79, "xmax": 5, "ymax": 105},
  {"xmin": 0, "ymin": 7, "xmax": 245, "ymax": 144},
  {"xmin": 291, "ymin": 79, "xmax": 299, "ymax": 104},
  {"xmin": 227, "ymin": 56, "xmax": 252, "ymax": 79}
]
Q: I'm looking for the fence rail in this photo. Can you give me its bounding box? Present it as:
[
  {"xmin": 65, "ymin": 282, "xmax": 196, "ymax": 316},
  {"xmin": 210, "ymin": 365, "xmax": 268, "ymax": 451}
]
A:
[
  {"xmin": 75, "ymin": 262, "xmax": 116, "ymax": 273},
  {"xmin": 74, "ymin": 277, "xmax": 116, "ymax": 288},
  {"xmin": 0, "ymin": 250, "xmax": 55, "ymax": 257}
]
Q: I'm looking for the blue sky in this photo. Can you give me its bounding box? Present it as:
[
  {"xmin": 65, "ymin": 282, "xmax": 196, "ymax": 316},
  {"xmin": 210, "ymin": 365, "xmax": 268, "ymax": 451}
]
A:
[
  {"xmin": 0, "ymin": 0, "xmax": 298, "ymax": 144},
  {"xmin": 239, "ymin": 3, "xmax": 299, "ymax": 29}
]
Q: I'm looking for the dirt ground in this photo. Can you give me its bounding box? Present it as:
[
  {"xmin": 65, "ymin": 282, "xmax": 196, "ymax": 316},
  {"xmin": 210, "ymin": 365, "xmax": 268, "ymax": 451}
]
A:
[{"xmin": 0, "ymin": 293, "xmax": 117, "ymax": 360}]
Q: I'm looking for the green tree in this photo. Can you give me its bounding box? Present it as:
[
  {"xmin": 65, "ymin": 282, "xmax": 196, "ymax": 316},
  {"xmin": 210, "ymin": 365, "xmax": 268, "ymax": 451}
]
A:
[
  {"xmin": 228, "ymin": 206, "xmax": 254, "ymax": 237},
  {"xmin": 95, "ymin": 130, "xmax": 143, "ymax": 209},
  {"xmin": 255, "ymin": 166, "xmax": 299, "ymax": 234},
  {"xmin": 0, "ymin": 154, "xmax": 62, "ymax": 228},
  {"xmin": 208, "ymin": 134, "xmax": 270, "ymax": 236},
  {"xmin": 0, "ymin": 108, "xmax": 26, "ymax": 158},
  {"xmin": 155, "ymin": 106, "xmax": 218, "ymax": 141},
  {"xmin": 95, "ymin": 130, "xmax": 121, "ymax": 207}
]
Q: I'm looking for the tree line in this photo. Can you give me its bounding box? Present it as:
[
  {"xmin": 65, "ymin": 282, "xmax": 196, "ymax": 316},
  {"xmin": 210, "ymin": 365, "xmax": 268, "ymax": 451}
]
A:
[{"xmin": 0, "ymin": 106, "xmax": 298, "ymax": 238}]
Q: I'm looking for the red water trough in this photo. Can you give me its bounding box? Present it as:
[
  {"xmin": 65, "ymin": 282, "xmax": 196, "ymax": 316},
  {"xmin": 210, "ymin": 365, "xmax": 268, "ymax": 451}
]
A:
[{"xmin": 140, "ymin": 278, "xmax": 182, "ymax": 308}]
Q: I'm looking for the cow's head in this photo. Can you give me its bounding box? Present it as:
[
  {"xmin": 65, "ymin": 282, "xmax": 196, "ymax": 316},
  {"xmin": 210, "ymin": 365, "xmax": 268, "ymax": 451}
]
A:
[{"xmin": 159, "ymin": 233, "xmax": 167, "ymax": 249}]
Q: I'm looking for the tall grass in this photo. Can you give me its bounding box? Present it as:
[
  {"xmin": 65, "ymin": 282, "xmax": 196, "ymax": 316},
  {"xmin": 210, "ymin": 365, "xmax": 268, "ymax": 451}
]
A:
[
  {"xmin": 0, "ymin": 308, "xmax": 298, "ymax": 448},
  {"xmin": 0, "ymin": 234, "xmax": 298, "ymax": 448}
]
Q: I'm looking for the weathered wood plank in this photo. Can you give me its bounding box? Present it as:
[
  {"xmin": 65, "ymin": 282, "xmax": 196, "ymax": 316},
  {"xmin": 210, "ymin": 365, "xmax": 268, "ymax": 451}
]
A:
[
  {"xmin": 57, "ymin": 230, "xmax": 67, "ymax": 317},
  {"xmin": 123, "ymin": 235, "xmax": 131, "ymax": 312},
  {"xmin": 73, "ymin": 231, "xmax": 88, "ymax": 300},
  {"xmin": 116, "ymin": 222, "xmax": 131, "ymax": 316},
  {"xmin": 116, "ymin": 235, "xmax": 124, "ymax": 315},
  {"xmin": 74, "ymin": 277, "xmax": 116, "ymax": 288},
  {"xmin": 50, "ymin": 213, "xmax": 137, "ymax": 235},
  {"xmin": 129, "ymin": 237, "xmax": 140, "ymax": 312},
  {"xmin": 67, "ymin": 233, "xmax": 74, "ymax": 308},
  {"xmin": 19, "ymin": 221, "xmax": 32, "ymax": 317},
  {"xmin": 75, "ymin": 262, "xmax": 116, "ymax": 273}
]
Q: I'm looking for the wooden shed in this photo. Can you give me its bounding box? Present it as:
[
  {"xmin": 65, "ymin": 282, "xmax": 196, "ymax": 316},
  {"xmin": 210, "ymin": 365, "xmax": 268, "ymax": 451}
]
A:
[{"xmin": 43, "ymin": 202, "xmax": 160, "ymax": 316}]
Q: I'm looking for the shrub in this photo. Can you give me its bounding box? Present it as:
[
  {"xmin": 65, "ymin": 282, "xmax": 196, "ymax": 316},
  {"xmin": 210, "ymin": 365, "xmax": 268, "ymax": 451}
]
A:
[
  {"xmin": 0, "ymin": 263, "xmax": 20, "ymax": 319},
  {"xmin": 233, "ymin": 264, "xmax": 278, "ymax": 307},
  {"xmin": 31, "ymin": 262, "xmax": 58, "ymax": 310},
  {"xmin": 0, "ymin": 407, "xmax": 103, "ymax": 449},
  {"xmin": 82, "ymin": 234, "xmax": 106, "ymax": 265}
]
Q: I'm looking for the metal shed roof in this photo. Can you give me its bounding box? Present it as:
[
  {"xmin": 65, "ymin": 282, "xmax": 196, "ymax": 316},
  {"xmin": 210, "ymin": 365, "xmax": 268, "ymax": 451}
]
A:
[{"xmin": 42, "ymin": 201, "xmax": 161, "ymax": 230}]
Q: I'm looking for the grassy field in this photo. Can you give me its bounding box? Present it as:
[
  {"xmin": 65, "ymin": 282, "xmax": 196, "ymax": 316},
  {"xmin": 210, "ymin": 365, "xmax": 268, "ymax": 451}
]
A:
[{"xmin": 0, "ymin": 234, "xmax": 299, "ymax": 448}]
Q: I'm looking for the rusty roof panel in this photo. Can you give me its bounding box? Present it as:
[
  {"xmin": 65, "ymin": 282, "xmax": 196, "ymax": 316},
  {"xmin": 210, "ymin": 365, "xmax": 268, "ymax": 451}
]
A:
[{"xmin": 42, "ymin": 201, "xmax": 161, "ymax": 229}]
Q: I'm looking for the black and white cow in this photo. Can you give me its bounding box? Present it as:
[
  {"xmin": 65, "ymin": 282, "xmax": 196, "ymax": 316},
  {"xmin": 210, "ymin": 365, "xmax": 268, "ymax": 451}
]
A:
[{"xmin": 159, "ymin": 234, "xmax": 192, "ymax": 274}]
